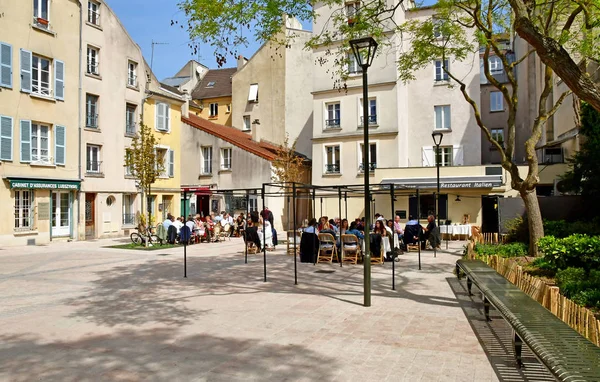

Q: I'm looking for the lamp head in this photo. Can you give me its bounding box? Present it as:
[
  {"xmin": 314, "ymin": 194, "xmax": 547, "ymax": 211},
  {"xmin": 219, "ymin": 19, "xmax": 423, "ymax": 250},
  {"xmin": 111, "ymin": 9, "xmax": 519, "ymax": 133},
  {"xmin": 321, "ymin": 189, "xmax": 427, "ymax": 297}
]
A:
[
  {"xmin": 455, "ymin": 195, "xmax": 461, "ymax": 202},
  {"xmin": 432, "ymin": 131, "xmax": 444, "ymax": 146},
  {"xmin": 349, "ymin": 37, "xmax": 378, "ymax": 69}
]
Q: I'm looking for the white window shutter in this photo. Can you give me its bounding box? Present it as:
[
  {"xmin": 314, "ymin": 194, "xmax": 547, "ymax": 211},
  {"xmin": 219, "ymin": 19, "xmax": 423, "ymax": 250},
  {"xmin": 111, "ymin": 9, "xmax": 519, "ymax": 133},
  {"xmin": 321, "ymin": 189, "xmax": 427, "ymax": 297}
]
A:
[
  {"xmin": 54, "ymin": 59, "xmax": 65, "ymax": 101},
  {"xmin": 248, "ymin": 84, "xmax": 259, "ymax": 102},
  {"xmin": 422, "ymin": 146, "xmax": 434, "ymax": 167},
  {"xmin": 453, "ymin": 145, "xmax": 464, "ymax": 166},
  {"xmin": 55, "ymin": 125, "xmax": 66, "ymax": 165},
  {"xmin": 0, "ymin": 42, "xmax": 13, "ymax": 89},
  {"xmin": 0, "ymin": 115, "xmax": 13, "ymax": 161},
  {"xmin": 20, "ymin": 49, "xmax": 32, "ymax": 93},
  {"xmin": 156, "ymin": 103, "xmax": 164, "ymax": 131},
  {"xmin": 20, "ymin": 120, "xmax": 31, "ymax": 162},
  {"xmin": 168, "ymin": 149, "xmax": 174, "ymax": 177},
  {"xmin": 165, "ymin": 104, "xmax": 170, "ymax": 131}
]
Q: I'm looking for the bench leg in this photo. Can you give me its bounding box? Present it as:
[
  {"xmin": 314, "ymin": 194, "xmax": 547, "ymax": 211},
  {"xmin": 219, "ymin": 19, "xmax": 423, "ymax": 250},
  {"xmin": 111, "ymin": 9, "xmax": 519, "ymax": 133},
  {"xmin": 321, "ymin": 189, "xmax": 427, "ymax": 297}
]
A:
[
  {"xmin": 466, "ymin": 277, "xmax": 473, "ymax": 296},
  {"xmin": 483, "ymin": 295, "xmax": 491, "ymax": 322},
  {"xmin": 512, "ymin": 330, "xmax": 523, "ymax": 368},
  {"xmin": 456, "ymin": 264, "xmax": 461, "ymax": 280}
]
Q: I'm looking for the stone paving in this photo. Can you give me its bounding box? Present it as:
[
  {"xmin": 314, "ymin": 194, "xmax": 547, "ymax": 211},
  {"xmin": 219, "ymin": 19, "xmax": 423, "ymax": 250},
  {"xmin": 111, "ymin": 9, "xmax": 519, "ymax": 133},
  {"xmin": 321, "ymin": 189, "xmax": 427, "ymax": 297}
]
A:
[{"xmin": 0, "ymin": 237, "xmax": 553, "ymax": 381}]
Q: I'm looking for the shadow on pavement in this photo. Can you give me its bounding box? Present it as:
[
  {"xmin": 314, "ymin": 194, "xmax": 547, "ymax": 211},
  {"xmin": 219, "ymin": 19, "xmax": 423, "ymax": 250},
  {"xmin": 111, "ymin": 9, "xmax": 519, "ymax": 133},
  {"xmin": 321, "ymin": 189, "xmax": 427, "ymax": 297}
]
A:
[
  {"xmin": 0, "ymin": 328, "xmax": 337, "ymax": 381},
  {"xmin": 447, "ymin": 276, "xmax": 555, "ymax": 381}
]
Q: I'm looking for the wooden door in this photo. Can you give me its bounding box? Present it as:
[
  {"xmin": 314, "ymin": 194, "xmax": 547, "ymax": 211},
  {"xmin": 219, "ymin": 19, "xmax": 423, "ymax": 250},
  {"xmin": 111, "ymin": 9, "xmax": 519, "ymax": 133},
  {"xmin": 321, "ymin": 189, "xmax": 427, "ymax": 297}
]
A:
[{"xmin": 85, "ymin": 193, "xmax": 96, "ymax": 239}]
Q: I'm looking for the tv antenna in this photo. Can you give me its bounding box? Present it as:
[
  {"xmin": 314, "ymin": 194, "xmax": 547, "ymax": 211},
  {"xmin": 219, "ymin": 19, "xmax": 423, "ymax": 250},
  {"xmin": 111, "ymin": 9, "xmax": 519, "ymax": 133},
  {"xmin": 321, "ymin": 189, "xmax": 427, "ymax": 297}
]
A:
[{"xmin": 150, "ymin": 40, "xmax": 169, "ymax": 70}]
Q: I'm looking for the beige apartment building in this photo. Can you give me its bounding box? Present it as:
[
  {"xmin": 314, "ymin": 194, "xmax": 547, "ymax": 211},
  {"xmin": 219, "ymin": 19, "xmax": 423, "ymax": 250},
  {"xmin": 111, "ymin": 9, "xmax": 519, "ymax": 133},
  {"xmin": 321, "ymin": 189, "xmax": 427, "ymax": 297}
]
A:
[
  {"xmin": 77, "ymin": 0, "xmax": 147, "ymax": 240},
  {"xmin": 0, "ymin": 0, "xmax": 81, "ymax": 246}
]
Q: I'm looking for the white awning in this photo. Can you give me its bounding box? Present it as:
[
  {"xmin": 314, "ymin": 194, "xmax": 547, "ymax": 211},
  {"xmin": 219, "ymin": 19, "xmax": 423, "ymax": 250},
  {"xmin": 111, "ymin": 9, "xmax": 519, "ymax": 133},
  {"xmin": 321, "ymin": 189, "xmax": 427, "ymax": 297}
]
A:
[{"xmin": 248, "ymin": 83, "xmax": 259, "ymax": 102}]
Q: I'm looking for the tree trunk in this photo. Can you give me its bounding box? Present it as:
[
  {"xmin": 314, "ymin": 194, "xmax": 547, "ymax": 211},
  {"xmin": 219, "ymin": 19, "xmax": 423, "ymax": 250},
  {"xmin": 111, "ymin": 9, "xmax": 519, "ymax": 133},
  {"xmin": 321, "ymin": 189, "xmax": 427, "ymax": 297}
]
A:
[{"xmin": 520, "ymin": 188, "xmax": 544, "ymax": 256}]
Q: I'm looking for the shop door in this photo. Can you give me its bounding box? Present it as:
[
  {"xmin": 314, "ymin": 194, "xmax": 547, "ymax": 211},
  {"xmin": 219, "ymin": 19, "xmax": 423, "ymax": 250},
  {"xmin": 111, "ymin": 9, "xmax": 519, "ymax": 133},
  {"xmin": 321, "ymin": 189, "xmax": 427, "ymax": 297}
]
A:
[
  {"xmin": 85, "ymin": 193, "xmax": 96, "ymax": 239},
  {"xmin": 198, "ymin": 195, "xmax": 210, "ymax": 217},
  {"xmin": 481, "ymin": 195, "xmax": 500, "ymax": 233},
  {"xmin": 52, "ymin": 191, "xmax": 71, "ymax": 237}
]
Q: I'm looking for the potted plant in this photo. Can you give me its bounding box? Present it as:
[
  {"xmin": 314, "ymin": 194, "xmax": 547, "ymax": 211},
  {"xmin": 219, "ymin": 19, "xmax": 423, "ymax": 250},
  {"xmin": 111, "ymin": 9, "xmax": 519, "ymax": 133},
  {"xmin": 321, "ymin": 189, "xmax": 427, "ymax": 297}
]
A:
[{"xmin": 36, "ymin": 17, "xmax": 49, "ymax": 26}]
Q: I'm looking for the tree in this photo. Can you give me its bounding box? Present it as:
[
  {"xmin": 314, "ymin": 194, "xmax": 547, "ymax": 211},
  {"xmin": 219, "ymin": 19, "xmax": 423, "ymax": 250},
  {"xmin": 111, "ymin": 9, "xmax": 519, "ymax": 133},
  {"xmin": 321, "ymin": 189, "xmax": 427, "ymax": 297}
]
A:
[
  {"xmin": 124, "ymin": 122, "xmax": 164, "ymax": 242},
  {"xmin": 561, "ymin": 102, "xmax": 600, "ymax": 213},
  {"xmin": 271, "ymin": 134, "xmax": 305, "ymax": 230}
]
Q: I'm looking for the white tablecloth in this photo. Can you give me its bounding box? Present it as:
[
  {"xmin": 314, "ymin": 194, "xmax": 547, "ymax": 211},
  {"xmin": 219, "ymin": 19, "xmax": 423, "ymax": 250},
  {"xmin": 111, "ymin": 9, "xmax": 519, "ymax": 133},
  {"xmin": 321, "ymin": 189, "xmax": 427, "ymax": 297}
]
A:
[{"xmin": 440, "ymin": 224, "xmax": 472, "ymax": 237}]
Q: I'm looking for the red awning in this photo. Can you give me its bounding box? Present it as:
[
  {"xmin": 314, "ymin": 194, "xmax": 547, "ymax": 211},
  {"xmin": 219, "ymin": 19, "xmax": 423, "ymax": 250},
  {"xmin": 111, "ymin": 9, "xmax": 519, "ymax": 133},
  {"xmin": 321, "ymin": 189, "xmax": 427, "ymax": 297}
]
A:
[{"xmin": 181, "ymin": 187, "xmax": 212, "ymax": 196}]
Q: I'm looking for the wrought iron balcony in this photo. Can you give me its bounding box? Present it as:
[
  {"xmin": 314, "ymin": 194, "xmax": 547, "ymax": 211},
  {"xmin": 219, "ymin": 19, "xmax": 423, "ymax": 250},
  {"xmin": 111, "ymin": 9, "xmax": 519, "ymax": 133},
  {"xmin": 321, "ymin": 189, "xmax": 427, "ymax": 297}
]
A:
[
  {"xmin": 359, "ymin": 115, "xmax": 377, "ymax": 126},
  {"xmin": 122, "ymin": 213, "xmax": 135, "ymax": 226},
  {"xmin": 359, "ymin": 162, "xmax": 377, "ymax": 172},
  {"xmin": 87, "ymin": 62, "xmax": 99, "ymax": 75},
  {"xmin": 325, "ymin": 119, "xmax": 341, "ymax": 128},
  {"xmin": 325, "ymin": 164, "xmax": 340, "ymax": 174},
  {"xmin": 128, "ymin": 75, "xmax": 137, "ymax": 87},
  {"xmin": 86, "ymin": 114, "xmax": 98, "ymax": 128},
  {"xmin": 86, "ymin": 160, "xmax": 102, "ymax": 174},
  {"xmin": 125, "ymin": 122, "xmax": 136, "ymax": 135}
]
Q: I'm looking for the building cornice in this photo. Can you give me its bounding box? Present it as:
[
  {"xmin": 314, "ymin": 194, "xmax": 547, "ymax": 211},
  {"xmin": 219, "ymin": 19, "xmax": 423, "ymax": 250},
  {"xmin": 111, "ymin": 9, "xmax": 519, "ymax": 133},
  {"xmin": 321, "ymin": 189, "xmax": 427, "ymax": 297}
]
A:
[
  {"xmin": 312, "ymin": 130, "xmax": 398, "ymax": 142},
  {"xmin": 312, "ymin": 81, "xmax": 397, "ymax": 96}
]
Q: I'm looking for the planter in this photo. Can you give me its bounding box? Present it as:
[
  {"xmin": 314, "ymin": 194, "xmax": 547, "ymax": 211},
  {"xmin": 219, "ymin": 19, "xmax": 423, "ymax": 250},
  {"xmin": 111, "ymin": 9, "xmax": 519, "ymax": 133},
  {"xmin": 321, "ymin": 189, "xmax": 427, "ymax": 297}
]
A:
[{"xmin": 36, "ymin": 17, "xmax": 49, "ymax": 26}]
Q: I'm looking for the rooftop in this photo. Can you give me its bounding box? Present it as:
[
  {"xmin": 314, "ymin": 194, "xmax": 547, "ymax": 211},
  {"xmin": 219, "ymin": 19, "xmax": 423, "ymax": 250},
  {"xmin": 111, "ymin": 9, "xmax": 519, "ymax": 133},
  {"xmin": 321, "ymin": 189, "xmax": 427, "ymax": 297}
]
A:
[{"xmin": 191, "ymin": 68, "xmax": 237, "ymax": 100}]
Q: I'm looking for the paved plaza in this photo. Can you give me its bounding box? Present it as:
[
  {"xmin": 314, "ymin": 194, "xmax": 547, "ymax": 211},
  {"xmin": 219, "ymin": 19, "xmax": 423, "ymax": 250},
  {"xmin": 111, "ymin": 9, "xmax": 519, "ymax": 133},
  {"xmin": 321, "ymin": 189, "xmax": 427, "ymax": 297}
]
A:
[{"xmin": 0, "ymin": 237, "xmax": 553, "ymax": 381}]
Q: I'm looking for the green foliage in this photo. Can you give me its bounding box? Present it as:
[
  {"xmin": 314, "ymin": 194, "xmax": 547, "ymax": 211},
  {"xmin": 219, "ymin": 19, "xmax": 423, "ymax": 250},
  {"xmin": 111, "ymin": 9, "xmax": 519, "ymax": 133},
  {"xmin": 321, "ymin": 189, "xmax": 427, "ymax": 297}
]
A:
[
  {"xmin": 473, "ymin": 242, "xmax": 528, "ymax": 258},
  {"xmin": 124, "ymin": 122, "xmax": 163, "ymax": 197},
  {"xmin": 505, "ymin": 216, "xmax": 529, "ymax": 244},
  {"xmin": 538, "ymin": 234, "xmax": 600, "ymax": 271},
  {"xmin": 555, "ymin": 268, "xmax": 600, "ymax": 309}
]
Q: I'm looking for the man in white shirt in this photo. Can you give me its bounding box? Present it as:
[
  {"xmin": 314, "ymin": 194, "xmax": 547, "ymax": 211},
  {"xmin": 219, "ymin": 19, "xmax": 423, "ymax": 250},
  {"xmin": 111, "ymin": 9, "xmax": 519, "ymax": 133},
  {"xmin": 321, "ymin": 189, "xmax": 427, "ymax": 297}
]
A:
[
  {"xmin": 173, "ymin": 217, "xmax": 184, "ymax": 234},
  {"xmin": 163, "ymin": 214, "xmax": 174, "ymax": 229}
]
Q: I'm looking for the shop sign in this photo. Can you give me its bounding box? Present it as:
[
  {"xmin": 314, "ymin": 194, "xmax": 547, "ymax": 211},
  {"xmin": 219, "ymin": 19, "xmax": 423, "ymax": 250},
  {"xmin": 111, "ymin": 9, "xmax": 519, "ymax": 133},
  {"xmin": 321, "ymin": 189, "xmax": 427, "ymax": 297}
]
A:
[
  {"xmin": 38, "ymin": 202, "xmax": 50, "ymax": 220},
  {"xmin": 9, "ymin": 179, "xmax": 80, "ymax": 190},
  {"xmin": 382, "ymin": 176, "xmax": 502, "ymax": 189}
]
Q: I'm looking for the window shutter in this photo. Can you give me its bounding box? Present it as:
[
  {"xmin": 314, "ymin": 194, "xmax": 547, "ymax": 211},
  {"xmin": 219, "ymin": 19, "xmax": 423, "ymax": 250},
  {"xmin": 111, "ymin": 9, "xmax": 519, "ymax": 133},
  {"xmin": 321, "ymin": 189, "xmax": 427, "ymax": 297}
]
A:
[
  {"xmin": 156, "ymin": 103, "xmax": 165, "ymax": 131},
  {"xmin": 54, "ymin": 59, "xmax": 65, "ymax": 100},
  {"xmin": 422, "ymin": 146, "xmax": 434, "ymax": 167},
  {"xmin": 0, "ymin": 42, "xmax": 13, "ymax": 88},
  {"xmin": 444, "ymin": 106, "xmax": 451, "ymax": 129},
  {"xmin": 55, "ymin": 125, "xmax": 66, "ymax": 165},
  {"xmin": 0, "ymin": 115, "xmax": 13, "ymax": 161},
  {"xmin": 165, "ymin": 104, "xmax": 170, "ymax": 131},
  {"xmin": 20, "ymin": 120, "xmax": 31, "ymax": 162},
  {"xmin": 435, "ymin": 107, "xmax": 442, "ymax": 129},
  {"xmin": 168, "ymin": 149, "xmax": 174, "ymax": 177},
  {"xmin": 20, "ymin": 49, "xmax": 32, "ymax": 93},
  {"xmin": 453, "ymin": 145, "xmax": 463, "ymax": 166}
]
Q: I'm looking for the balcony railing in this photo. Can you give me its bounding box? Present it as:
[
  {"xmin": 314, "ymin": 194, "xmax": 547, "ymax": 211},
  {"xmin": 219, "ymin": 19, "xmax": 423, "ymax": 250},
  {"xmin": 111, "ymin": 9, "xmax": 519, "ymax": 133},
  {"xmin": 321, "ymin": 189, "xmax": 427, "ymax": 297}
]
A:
[
  {"xmin": 88, "ymin": 9, "xmax": 100, "ymax": 26},
  {"xmin": 359, "ymin": 162, "xmax": 377, "ymax": 172},
  {"xmin": 122, "ymin": 213, "xmax": 135, "ymax": 226},
  {"xmin": 325, "ymin": 164, "xmax": 340, "ymax": 174},
  {"xmin": 86, "ymin": 114, "xmax": 98, "ymax": 128},
  {"xmin": 125, "ymin": 122, "xmax": 136, "ymax": 135},
  {"xmin": 128, "ymin": 75, "xmax": 137, "ymax": 87},
  {"xmin": 86, "ymin": 160, "xmax": 102, "ymax": 174},
  {"xmin": 87, "ymin": 62, "xmax": 99, "ymax": 75},
  {"xmin": 325, "ymin": 119, "xmax": 341, "ymax": 129},
  {"xmin": 359, "ymin": 115, "xmax": 377, "ymax": 126}
]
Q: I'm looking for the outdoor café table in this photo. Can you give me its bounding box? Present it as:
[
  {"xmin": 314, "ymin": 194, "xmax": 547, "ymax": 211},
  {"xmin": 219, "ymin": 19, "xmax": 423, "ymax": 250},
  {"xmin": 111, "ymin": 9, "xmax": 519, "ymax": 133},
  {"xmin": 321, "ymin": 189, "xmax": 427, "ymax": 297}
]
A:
[
  {"xmin": 440, "ymin": 224, "xmax": 471, "ymax": 240},
  {"xmin": 361, "ymin": 234, "xmax": 392, "ymax": 254}
]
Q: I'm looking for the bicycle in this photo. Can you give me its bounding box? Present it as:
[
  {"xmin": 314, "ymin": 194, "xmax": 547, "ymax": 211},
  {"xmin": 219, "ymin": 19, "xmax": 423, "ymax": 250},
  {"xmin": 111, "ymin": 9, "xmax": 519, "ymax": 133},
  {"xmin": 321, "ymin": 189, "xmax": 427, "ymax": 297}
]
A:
[{"xmin": 130, "ymin": 225, "xmax": 162, "ymax": 246}]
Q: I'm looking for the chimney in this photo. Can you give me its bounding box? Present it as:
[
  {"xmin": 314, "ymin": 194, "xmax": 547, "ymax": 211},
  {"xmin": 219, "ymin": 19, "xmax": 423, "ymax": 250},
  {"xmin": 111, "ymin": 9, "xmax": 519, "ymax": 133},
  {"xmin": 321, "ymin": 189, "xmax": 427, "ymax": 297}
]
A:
[
  {"xmin": 237, "ymin": 55, "xmax": 248, "ymax": 70},
  {"xmin": 251, "ymin": 119, "xmax": 261, "ymax": 142}
]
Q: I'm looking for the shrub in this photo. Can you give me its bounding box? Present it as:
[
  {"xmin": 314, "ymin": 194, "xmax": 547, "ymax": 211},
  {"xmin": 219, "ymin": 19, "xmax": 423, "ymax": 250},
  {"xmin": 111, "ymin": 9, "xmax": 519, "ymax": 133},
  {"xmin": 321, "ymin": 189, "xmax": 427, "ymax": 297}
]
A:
[
  {"xmin": 504, "ymin": 218, "xmax": 600, "ymax": 243},
  {"xmin": 538, "ymin": 234, "xmax": 600, "ymax": 271},
  {"xmin": 555, "ymin": 268, "xmax": 600, "ymax": 309},
  {"xmin": 474, "ymin": 242, "xmax": 528, "ymax": 258}
]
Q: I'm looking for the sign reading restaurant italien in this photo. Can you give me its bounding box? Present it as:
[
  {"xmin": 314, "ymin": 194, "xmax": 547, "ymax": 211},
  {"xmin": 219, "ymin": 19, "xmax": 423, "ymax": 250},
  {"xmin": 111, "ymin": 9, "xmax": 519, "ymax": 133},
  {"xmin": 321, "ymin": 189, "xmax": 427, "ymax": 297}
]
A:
[{"xmin": 8, "ymin": 180, "xmax": 80, "ymax": 190}]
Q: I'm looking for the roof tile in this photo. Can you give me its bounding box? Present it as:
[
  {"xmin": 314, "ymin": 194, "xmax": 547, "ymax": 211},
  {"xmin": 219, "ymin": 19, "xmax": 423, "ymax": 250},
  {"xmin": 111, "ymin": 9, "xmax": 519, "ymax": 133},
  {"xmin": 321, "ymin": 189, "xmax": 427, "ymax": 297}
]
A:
[{"xmin": 191, "ymin": 68, "xmax": 237, "ymax": 100}]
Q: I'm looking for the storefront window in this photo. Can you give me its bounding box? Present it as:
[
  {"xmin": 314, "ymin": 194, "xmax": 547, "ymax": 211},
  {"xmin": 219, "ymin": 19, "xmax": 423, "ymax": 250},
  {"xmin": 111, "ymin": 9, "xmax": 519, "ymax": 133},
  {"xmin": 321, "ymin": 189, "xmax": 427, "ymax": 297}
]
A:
[{"xmin": 14, "ymin": 190, "xmax": 33, "ymax": 230}]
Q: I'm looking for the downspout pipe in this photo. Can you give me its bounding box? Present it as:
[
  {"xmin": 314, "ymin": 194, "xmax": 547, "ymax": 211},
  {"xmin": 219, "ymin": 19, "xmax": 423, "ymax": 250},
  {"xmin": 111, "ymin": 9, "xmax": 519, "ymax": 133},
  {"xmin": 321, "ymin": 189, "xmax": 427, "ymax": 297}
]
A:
[{"xmin": 76, "ymin": 0, "xmax": 83, "ymax": 240}]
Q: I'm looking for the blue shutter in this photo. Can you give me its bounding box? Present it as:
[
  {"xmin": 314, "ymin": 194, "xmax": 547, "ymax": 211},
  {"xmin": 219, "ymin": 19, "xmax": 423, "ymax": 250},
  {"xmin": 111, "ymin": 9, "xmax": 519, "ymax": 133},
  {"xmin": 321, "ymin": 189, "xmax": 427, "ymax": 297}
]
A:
[
  {"xmin": 20, "ymin": 120, "xmax": 31, "ymax": 162},
  {"xmin": 55, "ymin": 125, "xmax": 66, "ymax": 165},
  {"xmin": 54, "ymin": 59, "xmax": 65, "ymax": 100},
  {"xmin": 168, "ymin": 149, "xmax": 174, "ymax": 177},
  {"xmin": 0, "ymin": 42, "xmax": 13, "ymax": 89},
  {"xmin": 0, "ymin": 115, "xmax": 13, "ymax": 161},
  {"xmin": 20, "ymin": 49, "xmax": 32, "ymax": 93}
]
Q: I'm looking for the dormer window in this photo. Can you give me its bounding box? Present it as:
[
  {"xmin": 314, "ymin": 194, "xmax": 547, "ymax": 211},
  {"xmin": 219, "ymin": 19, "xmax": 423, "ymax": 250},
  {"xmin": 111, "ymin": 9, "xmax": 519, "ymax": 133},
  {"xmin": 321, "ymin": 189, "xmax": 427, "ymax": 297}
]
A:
[{"xmin": 206, "ymin": 81, "xmax": 215, "ymax": 88}]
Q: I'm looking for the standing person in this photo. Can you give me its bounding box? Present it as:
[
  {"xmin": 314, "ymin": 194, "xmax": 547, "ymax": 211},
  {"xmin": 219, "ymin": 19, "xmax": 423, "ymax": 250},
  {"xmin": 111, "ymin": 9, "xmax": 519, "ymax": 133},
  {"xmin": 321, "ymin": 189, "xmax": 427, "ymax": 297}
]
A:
[{"xmin": 261, "ymin": 207, "xmax": 274, "ymax": 226}]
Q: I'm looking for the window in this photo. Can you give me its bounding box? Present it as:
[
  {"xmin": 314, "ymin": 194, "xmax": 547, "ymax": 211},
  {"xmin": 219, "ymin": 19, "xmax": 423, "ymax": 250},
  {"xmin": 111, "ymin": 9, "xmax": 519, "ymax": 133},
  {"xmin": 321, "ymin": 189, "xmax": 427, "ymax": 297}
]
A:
[
  {"xmin": 434, "ymin": 105, "xmax": 451, "ymax": 130},
  {"xmin": 491, "ymin": 128, "xmax": 504, "ymax": 145},
  {"xmin": 123, "ymin": 194, "xmax": 135, "ymax": 225},
  {"xmin": 359, "ymin": 143, "xmax": 377, "ymax": 172},
  {"xmin": 31, "ymin": 123, "xmax": 50, "ymax": 163},
  {"xmin": 32, "ymin": 55, "xmax": 51, "ymax": 96},
  {"xmin": 248, "ymin": 196, "xmax": 258, "ymax": 213},
  {"xmin": 488, "ymin": 56, "xmax": 503, "ymax": 73},
  {"xmin": 0, "ymin": 42, "xmax": 13, "ymax": 89},
  {"xmin": 155, "ymin": 102, "xmax": 170, "ymax": 131},
  {"xmin": 206, "ymin": 81, "xmax": 215, "ymax": 88},
  {"xmin": 346, "ymin": 2, "xmax": 359, "ymax": 24},
  {"xmin": 0, "ymin": 115, "xmax": 13, "ymax": 161},
  {"xmin": 490, "ymin": 91, "xmax": 503, "ymax": 112},
  {"xmin": 434, "ymin": 59, "xmax": 449, "ymax": 82},
  {"xmin": 88, "ymin": 1, "xmax": 100, "ymax": 26},
  {"xmin": 125, "ymin": 104, "xmax": 136, "ymax": 135},
  {"xmin": 155, "ymin": 148, "xmax": 168, "ymax": 177},
  {"xmin": 324, "ymin": 145, "xmax": 340, "ymax": 174},
  {"xmin": 436, "ymin": 146, "xmax": 453, "ymax": 167},
  {"xmin": 248, "ymin": 84, "xmax": 259, "ymax": 102},
  {"xmin": 14, "ymin": 190, "xmax": 33, "ymax": 230},
  {"xmin": 87, "ymin": 46, "xmax": 99, "ymax": 75},
  {"xmin": 86, "ymin": 144, "xmax": 101, "ymax": 173},
  {"xmin": 128, "ymin": 61, "xmax": 137, "ymax": 87},
  {"xmin": 124, "ymin": 149, "xmax": 134, "ymax": 176},
  {"xmin": 221, "ymin": 148, "xmax": 232, "ymax": 170},
  {"xmin": 33, "ymin": 0, "xmax": 49, "ymax": 23},
  {"xmin": 243, "ymin": 115, "xmax": 251, "ymax": 131},
  {"xmin": 348, "ymin": 53, "xmax": 362, "ymax": 75},
  {"xmin": 202, "ymin": 146, "xmax": 213, "ymax": 174},
  {"xmin": 226, "ymin": 104, "xmax": 231, "ymax": 113},
  {"xmin": 325, "ymin": 103, "xmax": 341, "ymax": 128},
  {"xmin": 433, "ymin": 18, "xmax": 443, "ymax": 38},
  {"xmin": 209, "ymin": 103, "xmax": 218, "ymax": 118},
  {"xmin": 86, "ymin": 94, "xmax": 99, "ymax": 128},
  {"xmin": 359, "ymin": 98, "xmax": 377, "ymax": 125}
]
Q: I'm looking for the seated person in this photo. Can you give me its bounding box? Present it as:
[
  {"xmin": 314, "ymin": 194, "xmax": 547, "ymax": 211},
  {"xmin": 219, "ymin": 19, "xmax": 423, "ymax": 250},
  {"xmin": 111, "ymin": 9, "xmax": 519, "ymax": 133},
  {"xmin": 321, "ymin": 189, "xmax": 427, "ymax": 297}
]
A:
[
  {"xmin": 244, "ymin": 219, "xmax": 262, "ymax": 251},
  {"xmin": 300, "ymin": 218, "xmax": 319, "ymax": 263},
  {"xmin": 346, "ymin": 221, "xmax": 364, "ymax": 240},
  {"xmin": 422, "ymin": 215, "xmax": 440, "ymax": 250},
  {"xmin": 403, "ymin": 216, "xmax": 423, "ymax": 246}
]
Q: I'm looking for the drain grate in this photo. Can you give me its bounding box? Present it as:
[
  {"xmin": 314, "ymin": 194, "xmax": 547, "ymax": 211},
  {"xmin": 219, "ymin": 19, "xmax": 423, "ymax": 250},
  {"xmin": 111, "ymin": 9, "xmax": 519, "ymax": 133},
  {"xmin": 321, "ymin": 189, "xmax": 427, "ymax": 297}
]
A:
[{"xmin": 314, "ymin": 270, "xmax": 336, "ymax": 274}]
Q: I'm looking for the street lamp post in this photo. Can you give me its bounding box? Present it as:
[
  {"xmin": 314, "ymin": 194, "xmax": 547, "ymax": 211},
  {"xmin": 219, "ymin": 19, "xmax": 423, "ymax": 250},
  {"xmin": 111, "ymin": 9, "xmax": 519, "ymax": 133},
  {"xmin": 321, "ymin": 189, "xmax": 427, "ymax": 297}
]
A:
[
  {"xmin": 432, "ymin": 132, "xmax": 443, "ymax": 258},
  {"xmin": 350, "ymin": 36, "xmax": 378, "ymax": 307}
]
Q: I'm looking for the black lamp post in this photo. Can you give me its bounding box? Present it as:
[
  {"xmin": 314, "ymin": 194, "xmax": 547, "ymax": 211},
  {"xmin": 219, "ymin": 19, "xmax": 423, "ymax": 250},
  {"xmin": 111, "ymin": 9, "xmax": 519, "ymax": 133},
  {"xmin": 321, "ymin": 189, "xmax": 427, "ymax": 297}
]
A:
[
  {"xmin": 350, "ymin": 36, "xmax": 378, "ymax": 307},
  {"xmin": 432, "ymin": 132, "xmax": 443, "ymax": 258}
]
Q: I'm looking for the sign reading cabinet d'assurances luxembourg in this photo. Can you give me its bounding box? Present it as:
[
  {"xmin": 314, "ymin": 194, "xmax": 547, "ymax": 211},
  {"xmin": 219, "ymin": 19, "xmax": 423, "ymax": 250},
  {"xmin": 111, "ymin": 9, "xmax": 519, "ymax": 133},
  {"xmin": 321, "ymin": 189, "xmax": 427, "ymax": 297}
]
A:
[{"xmin": 8, "ymin": 179, "xmax": 81, "ymax": 190}]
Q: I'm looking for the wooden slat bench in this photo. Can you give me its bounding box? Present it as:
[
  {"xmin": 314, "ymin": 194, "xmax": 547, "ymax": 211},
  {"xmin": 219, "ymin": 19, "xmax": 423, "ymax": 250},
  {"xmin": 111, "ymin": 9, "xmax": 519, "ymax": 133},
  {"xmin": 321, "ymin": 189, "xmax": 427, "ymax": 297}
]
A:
[{"xmin": 456, "ymin": 259, "xmax": 600, "ymax": 381}]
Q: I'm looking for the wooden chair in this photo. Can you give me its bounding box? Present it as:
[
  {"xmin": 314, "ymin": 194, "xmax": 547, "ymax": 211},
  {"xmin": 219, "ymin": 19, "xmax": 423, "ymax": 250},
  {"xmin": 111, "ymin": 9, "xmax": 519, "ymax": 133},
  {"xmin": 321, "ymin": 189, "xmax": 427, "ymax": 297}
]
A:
[
  {"xmin": 317, "ymin": 233, "xmax": 337, "ymax": 263},
  {"xmin": 287, "ymin": 231, "xmax": 301, "ymax": 256},
  {"xmin": 247, "ymin": 242, "xmax": 258, "ymax": 254},
  {"xmin": 341, "ymin": 234, "xmax": 360, "ymax": 265},
  {"xmin": 370, "ymin": 235, "xmax": 385, "ymax": 265},
  {"xmin": 213, "ymin": 224, "xmax": 222, "ymax": 242},
  {"xmin": 221, "ymin": 224, "xmax": 231, "ymax": 241}
]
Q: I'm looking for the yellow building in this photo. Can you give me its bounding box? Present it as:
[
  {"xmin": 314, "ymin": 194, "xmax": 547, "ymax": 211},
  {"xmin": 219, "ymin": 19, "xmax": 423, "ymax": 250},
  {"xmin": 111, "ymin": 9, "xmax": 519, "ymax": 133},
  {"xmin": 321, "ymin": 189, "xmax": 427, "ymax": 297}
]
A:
[
  {"xmin": 0, "ymin": 0, "xmax": 81, "ymax": 246},
  {"xmin": 141, "ymin": 74, "xmax": 185, "ymax": 224},
  {"xmin": 191, "ymin": 68, "xmax": 237, "ymax": 127}
]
